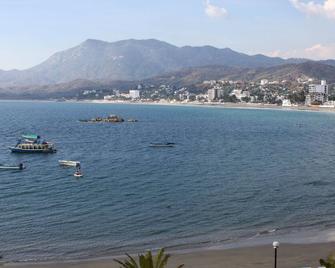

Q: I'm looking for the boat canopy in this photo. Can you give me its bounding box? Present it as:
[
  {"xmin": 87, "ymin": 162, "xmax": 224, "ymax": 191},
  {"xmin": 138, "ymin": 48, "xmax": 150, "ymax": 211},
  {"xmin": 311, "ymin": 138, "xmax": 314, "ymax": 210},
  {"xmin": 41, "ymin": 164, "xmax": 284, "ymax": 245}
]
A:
[{"xmin": 22, "ymin": 134, "xmax": 40, "ymax": 140}]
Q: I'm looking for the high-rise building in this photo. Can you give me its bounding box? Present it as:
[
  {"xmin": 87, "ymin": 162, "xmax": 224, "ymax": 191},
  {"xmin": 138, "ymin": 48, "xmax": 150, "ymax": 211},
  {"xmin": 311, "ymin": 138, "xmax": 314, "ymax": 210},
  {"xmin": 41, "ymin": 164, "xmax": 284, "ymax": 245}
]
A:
[
  {"xmin": 307, "ymin": 80, "xmax": 328, "ymax": 104},
  {"xmin": 208, "ymin": 89, "xmax": 217, "ymax": 101},
  {"xmin": 129, "ymin": 90, "xmax": 140, "ymax": 99},
  {"xmin": 217, "ymin": 89, "xmax": 225, "ymax": 99}
]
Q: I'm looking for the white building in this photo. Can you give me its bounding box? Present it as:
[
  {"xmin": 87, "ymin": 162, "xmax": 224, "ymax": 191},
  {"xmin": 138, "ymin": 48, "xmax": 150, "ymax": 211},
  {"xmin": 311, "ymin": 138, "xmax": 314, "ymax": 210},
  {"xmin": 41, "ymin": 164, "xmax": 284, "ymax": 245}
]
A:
[
  {"xmin": 208, "ymin": 89, "xmax": 217, "ymax": 101},
  {"xmin": 113, "ymin": 90, "xmax": 120, "ymax": 97},
  {"xmin": 104, "ymin": 95, "xmax": 113, "ymax": 101},
  {"xmin": 282, "ymin": 99, "xmax": 292, "ymax": 107},
  {"xmin": 305, "ymin": 94, "xmax": 311, "ymax": 106},
  {"xmin": 203, "ymin": 80, "xmax": 217, "ymax": 86},
  {"xmin": 129, "ymin": 90, "xmax": 140, "ymax": 99},
  {"xmin": 83, "ymin": 89, "xmax": 96, "ymax": 95},
  {"xmin": 230, "ymin": 90, "xmax": 250, "ymax": 100},
  {"xmin": 307, "ymin": 80, "xmax": 328, "ymax": 104},
  {"xmin": 260, "ymin": 79, "xmax": 269, "ymax": 86},
  {"xmin": 217, "ymin": 89, "xmax": 225, "ymax": 99}
]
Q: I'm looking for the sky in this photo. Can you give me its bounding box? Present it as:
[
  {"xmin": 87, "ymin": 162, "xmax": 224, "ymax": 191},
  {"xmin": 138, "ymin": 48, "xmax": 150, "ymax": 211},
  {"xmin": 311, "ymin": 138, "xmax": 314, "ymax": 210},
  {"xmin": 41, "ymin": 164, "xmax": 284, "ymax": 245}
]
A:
[{"xmin": 0, "ymin": 0, "xmax": 335, "ymax": 70}]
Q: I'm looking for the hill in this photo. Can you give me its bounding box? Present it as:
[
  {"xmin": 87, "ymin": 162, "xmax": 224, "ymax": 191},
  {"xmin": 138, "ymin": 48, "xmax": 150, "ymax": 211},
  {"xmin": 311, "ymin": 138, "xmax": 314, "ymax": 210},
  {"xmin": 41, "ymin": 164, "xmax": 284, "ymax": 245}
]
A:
[
  {"xmin": 143, "ymin": 61, "xmax": 335, "ymax": 87},
  {"xmin": 1, "ymin": 61, "xmax": 334, "ymax": 99},
  {"xmin": 0, "ymin": 38, "xmax": 307, "ymax": 88}
]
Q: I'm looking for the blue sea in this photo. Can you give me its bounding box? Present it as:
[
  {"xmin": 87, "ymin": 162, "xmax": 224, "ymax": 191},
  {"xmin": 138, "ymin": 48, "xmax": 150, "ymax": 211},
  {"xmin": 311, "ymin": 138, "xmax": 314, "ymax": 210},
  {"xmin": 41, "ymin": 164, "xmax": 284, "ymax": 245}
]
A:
[{"xmin": 1, "ymin": 101, "xmax": 335, "ymax": 262}]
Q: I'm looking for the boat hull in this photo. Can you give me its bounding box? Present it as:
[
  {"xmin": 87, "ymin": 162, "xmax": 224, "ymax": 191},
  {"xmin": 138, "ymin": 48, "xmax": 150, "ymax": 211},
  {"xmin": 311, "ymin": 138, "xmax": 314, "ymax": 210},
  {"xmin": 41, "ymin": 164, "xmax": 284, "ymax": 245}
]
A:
[
  {"xmin": 10, "ymin": 147, "xmax": 57, "ymax": 153},
  {"xmin": 58, "ymin": 160, "xmax": 80, "ymax": 167},
  {"xmin": 149, "ymin": 143, "xmax": 175, "ymax": 148},
  {"xmin": 0, "ymin": 164, "xmax": 25, "ymax": 170},
  {"xmin": 149, "ymin": 145, "xmax": 175, "ymax": 148}
]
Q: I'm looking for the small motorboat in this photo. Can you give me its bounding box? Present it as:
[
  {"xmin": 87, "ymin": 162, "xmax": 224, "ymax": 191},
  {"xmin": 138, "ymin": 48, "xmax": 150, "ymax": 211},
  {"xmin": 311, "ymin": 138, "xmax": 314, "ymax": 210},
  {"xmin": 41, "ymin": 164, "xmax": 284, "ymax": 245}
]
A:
[
  {"xmin": 59, "ymin": 160, "xmax": 81, "ymax": 167},
  {"xmin": 73, "ymin": 165, "xmax": 83, "ymax": 178},
  {"xmin": 149, "ymin": 142, "xmax": 176, "ymax": 148},
  {"xmin": 0, "ymin": 163, "xmax": 25, "ymax": 171},
  {"xmin": 74, "ymin": 171, "xmax": 83, "ymax": 178}
]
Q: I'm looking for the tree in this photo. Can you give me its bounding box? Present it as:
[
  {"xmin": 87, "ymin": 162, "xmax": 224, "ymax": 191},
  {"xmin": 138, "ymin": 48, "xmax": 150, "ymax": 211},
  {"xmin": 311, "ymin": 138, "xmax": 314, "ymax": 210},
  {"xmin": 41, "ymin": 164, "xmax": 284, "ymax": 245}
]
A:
[
  {"xmin": 241, "ymin": 97, "xmax": 251, "ymax": 103},
  {"xmin": 114, "ymin": 248, "xmax": 184, "ymax": 268},
  {"xmin": 276, "ymin": 99, "xmax": 283, "ymax": 106},
  {"xmin": 223, "ymin": 94, "xmax": 239, "ymax": 103},
  {"xmin": 288, "ymin": 90, "xmax": 305, "ymax": 104},
  {"xmin": 311, "ymin": 100, "xmax": 322, "ymax": 105},
  {"xmin": 320, "ymin": 254, "xmax": 335, "ymax": 268}
]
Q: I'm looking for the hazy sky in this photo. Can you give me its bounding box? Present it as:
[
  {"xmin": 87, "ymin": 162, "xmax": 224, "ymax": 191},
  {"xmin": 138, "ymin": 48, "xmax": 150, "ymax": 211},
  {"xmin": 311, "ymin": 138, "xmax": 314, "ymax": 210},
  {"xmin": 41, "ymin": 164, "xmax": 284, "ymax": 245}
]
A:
[{"xmin": 0, "ymin": 0, "xmax": 335, "ymax": 70}]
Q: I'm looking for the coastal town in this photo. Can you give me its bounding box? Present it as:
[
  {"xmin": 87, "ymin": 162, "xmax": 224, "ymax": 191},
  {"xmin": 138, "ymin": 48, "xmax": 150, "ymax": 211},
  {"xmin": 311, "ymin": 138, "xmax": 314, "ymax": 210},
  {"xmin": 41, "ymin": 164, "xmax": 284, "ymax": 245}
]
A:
[
  {"xmin": 78, "ymin": 77, "xmax": 335, "ymax": 108},
  {"xmin": 4, "ymin": 0, "xmax": 335, "ymax": 267}
]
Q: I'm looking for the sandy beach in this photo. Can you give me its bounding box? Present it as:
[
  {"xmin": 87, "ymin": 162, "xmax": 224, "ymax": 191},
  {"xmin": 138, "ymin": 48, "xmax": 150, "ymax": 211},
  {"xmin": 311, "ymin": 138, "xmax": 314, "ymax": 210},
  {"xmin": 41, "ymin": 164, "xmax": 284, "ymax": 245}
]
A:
[
  {"xmin": 4, "ymin": 242, "xmax": 335, "ymax": 268},
  {"xmin": 87, "ymin": 99, "xmax": 335, "ymax": 114}
]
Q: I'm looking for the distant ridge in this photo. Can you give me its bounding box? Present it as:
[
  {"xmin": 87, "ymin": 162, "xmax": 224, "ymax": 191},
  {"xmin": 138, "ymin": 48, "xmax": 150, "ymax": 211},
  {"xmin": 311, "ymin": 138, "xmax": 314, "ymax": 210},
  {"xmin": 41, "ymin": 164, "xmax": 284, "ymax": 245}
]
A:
[
  {"xmin": 144, "ymin": 61, "xmax": 335, "ymax": 87},
  {"xmin": 1, "ymin": 61, "xmax": 334, "ymax": 99},
  {"xmin": 0, "ymin": 38, "xmax": 315, "ymax": 88}
]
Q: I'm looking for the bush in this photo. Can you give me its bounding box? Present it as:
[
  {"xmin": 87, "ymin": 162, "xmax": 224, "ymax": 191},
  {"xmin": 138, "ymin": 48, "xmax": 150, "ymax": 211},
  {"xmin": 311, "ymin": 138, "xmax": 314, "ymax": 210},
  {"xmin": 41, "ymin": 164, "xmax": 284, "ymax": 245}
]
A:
[{"xmin": 320, "ymin": 254, "xmax": 335, "ymax": 268}]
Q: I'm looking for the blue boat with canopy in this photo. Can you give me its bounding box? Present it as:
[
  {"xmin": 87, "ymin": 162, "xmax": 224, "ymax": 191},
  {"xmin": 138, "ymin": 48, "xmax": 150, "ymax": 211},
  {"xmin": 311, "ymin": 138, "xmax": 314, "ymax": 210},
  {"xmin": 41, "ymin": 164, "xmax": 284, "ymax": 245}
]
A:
[{"xmin": 10, "ymin": 134, "xmax": 57, "ymax": 153}]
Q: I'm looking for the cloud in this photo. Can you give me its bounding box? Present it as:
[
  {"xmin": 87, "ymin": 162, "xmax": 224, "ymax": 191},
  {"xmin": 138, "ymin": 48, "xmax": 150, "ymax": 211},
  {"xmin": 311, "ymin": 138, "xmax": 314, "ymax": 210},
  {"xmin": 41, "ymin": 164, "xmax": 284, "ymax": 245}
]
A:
[
  {"xmin": 205, "ymin": 0, "xmax": 227, "ymax": 18},
  {"xmin": 304, "ymin": 43, "xmax": 335, "ymax": 59},
  {"xmin": 266, "ymin": 43, "xmax": 335, "ymax": 60},
  {"xmin": 290, "ymin": 0, "xmax": 335, "ymax": 19}
]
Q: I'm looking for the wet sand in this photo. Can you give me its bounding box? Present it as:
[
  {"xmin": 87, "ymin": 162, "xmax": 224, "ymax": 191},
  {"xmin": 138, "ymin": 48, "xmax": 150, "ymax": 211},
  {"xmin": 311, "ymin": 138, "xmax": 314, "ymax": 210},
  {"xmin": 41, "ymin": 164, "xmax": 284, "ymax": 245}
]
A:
[{"xmin": 5, "ymin": 242, "xmax": 335, "ymax": 268}]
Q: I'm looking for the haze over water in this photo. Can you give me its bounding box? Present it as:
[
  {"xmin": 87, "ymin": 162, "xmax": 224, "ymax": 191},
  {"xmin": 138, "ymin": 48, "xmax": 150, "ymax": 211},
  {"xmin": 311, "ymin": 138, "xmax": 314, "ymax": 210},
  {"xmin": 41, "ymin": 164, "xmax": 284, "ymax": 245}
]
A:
[{"xmin": 1, "ymin": 101, "xmax": 335, "ymax": 262}]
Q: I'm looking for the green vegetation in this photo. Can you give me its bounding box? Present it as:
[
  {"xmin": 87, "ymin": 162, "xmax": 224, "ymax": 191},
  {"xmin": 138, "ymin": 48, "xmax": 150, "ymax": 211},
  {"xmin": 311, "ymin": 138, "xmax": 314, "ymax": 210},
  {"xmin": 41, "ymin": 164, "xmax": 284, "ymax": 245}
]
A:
[
  {"xmin": 288, "ymin": 90, "xmax": 306, "ymax": 104},
  {"xmin": 114, "ymin": 248, "xmax": 184, "ymax": 268},
  {"xmin": 241, "ymin": 96, "xmax": 251, "ymax": 103},
  {"xmin": 320, "ymin": 254, "xmax": 335, "ymax": 268}
]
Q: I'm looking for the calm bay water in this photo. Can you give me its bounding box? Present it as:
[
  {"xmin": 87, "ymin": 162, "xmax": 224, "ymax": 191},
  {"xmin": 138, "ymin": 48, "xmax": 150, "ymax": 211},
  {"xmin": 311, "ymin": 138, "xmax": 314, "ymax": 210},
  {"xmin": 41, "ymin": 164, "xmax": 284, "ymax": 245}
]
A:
[{"xmin": 1, "ymin": 101, "xmax": 335, "ymax": 262}]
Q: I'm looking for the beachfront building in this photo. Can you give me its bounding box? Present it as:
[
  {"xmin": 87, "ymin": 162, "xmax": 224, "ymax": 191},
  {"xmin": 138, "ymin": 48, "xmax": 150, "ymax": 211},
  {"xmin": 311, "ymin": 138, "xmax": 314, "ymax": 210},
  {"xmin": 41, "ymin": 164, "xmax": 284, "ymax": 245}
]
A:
[
  {"xmin": 208, "ymin": 88, "xmax": 217, "ymax": 101},
  {"xmin": 306, "ymin": 80, "xmax": 328, "ymax": 105},
  {"xmin": 305, "ymin": 95, "xmax": 311, "ymax": 106},
  {"xmin": 282, "ymin": 99, "xmax": 292, "ymax": 107},
  {"xmin": 217, "ymin": 89, "xmax": 225, "ymax": 99},
  {"xmin": 230, "ymin": 90, "xmax": 250, "ymax": 101},
  {"xmin": 129, "ymin": 90, "xmax": 140, "ymax": 99},
  {"xmin": 104, "ymin": 95, "xmax": 113, "ymax": 101}
]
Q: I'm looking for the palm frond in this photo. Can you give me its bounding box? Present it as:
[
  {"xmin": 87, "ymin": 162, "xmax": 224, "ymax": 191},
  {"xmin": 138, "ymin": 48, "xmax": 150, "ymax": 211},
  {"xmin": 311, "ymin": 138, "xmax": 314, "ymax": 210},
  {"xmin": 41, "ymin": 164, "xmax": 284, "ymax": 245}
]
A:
[{"xmin": 114, "ymin": 248, "xmax": 184, "ymax": 268}]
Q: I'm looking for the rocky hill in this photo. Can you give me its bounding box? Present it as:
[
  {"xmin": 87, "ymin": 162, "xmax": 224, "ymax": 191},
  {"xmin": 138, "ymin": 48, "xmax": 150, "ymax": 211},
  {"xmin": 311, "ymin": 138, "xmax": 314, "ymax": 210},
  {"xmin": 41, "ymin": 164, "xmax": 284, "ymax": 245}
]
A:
[{"xmin": 0, "ymin": 38, "xmax": 306, "ymax": 87}]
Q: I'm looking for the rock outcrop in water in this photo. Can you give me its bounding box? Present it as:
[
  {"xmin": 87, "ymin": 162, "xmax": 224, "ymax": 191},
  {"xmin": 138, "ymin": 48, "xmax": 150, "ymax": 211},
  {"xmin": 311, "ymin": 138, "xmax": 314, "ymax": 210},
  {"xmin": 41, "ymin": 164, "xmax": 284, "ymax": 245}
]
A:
[{"xmin": 80, "ymin": 114, "xmax": 125, "ymax": 123}]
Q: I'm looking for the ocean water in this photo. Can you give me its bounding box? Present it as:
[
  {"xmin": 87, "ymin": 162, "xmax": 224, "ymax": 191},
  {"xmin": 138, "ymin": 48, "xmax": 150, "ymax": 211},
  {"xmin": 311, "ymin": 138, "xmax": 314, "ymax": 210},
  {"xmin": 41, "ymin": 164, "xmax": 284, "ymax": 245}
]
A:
[{"xmin": 1, "ymin": 101, "xmax": 335, "ymax": 262}]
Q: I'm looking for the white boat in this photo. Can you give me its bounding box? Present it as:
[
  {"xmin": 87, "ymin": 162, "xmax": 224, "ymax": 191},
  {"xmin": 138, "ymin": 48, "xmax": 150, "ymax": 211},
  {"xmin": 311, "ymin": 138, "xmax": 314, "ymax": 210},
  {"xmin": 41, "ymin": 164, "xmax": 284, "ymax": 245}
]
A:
[
  {"xmin": 0, "ymin": 163, "xmax": 25, "ymax": 170},
  {"xmin": 74, "ymin": 171, "xmax": 83, "ymax": 178},
  {"xmin": 58, "ymin": 160, "xmax": 80, "ymax": 167},
  {"xmin": 74, "ymin": 165, "xmax": 83, "ymax": 177}
]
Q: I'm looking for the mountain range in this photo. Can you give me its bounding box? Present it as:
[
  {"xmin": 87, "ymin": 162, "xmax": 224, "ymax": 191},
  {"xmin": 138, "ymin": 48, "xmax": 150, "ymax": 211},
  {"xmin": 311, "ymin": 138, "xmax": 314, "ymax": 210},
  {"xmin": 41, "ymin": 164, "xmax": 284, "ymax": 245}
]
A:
[
  {"xmin": 0, "ymin": 38, "xmax": 335, "ymax": 97},
  {"xmin": 146, "ymin": 61, "xmax": 335, "ymax": 87}
]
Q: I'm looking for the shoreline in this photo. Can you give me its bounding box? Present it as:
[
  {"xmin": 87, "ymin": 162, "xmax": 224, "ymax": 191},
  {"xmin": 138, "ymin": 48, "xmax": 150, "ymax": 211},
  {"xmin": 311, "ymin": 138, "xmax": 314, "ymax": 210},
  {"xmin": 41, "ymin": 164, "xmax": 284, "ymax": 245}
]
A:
[
  {"xmin": 84, "ymin": 99, "xmax": 335, "ymax": 114},
  {"xmin": 4, "ymin": 226, "xmax": 335, "ymax": 267},
  {"xmin": 4, "ymin": 242, "xmax": 335, "ymax": 268},
  {"xmin": 1, "ymin": 98, "xmax": 335, "ymax": 114}
]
